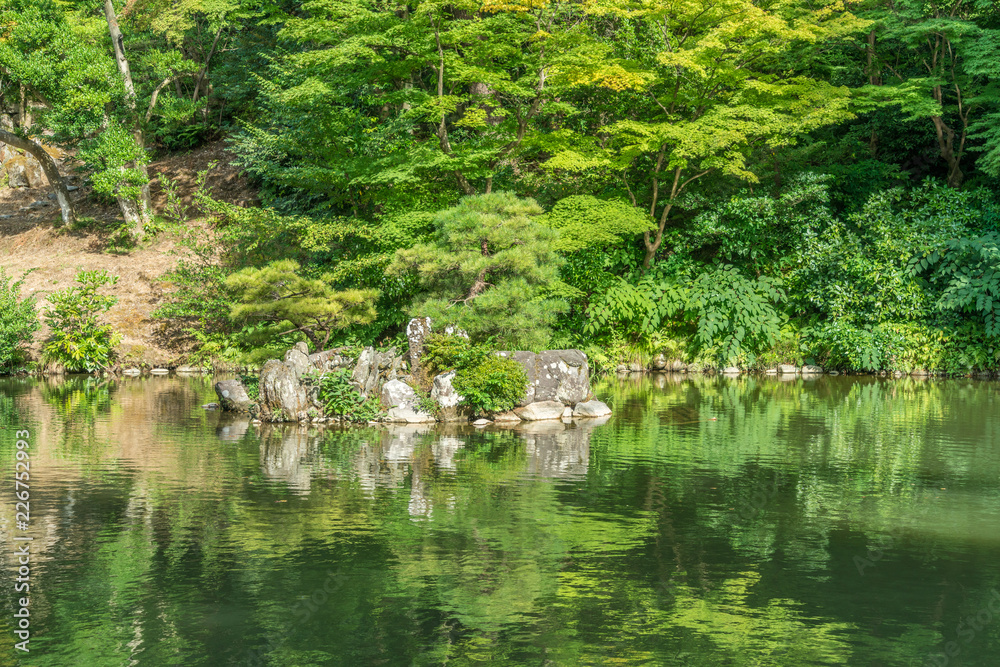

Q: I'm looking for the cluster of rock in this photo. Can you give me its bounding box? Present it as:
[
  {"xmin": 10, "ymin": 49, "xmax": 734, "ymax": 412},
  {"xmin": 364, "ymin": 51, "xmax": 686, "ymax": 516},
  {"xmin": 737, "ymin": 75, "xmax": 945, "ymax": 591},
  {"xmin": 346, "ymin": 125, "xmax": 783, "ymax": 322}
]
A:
[{"xmin": 215, "ymin": 319, "xmax": 612, "ymax": 425}]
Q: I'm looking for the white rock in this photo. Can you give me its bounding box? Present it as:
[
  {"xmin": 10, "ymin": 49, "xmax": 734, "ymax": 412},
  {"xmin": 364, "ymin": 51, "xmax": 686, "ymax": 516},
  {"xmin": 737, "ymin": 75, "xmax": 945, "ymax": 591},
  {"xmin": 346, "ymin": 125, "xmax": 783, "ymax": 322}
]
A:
[
  {"xmin": 722, "ymin": 366, "xmax": 740, "ymax": 375},
  {"xmin": 801, "ymin": 365, "xmax": 823, "ymax": 374},
  {"xmin": 150, "ymin": 368, "xmax": 169, "ymax": 375},
  {"xmin": 385, "ymin": 407, "xmax": 436, "ymax": 423},
  {"xmin": 283, "ymin": 348, "xmax": 312, "ymax": 379},
  {"xmin": 473, "ymin": 418, "xmax": 491, "ymax": 426},
  {"xmin": 514, "ymin": 401, "xmax": 566, "ymax": 421},
  {"xmin": 493, "ymin": 411, "xmax": 522, "ymax": 422},
  {"xmin": 562, "ymin": 407, "xmax": 573, "ymax": 418},
  {"xmin": 778, "ymin": 364, "xmax": 798, "ymax": 374},
  {"xmin": 573, "ymin": 400, "xmax": 612, "ymax": 418},
  {"xmin": 123, "ymin": 368, "xmax": 141, "ymax": 376},
  {"xmin": 381, "ymin": 379, "xmax": 417, "ymax": 410}
]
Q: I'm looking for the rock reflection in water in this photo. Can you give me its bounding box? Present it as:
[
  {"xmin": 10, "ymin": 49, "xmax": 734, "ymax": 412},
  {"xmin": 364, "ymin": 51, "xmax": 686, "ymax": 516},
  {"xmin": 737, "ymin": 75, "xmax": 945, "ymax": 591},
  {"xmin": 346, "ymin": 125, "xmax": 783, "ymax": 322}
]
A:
[
  {"xmin": 257, "ymin": 423, "xmax": 325, "ymax": 494},
  {"xmin": 520, "ymin": 417, "xmax": 608, "ymax": 479},
  {"xmin": 215, "ymin": 413, "xmax": 251, "ymax": 443},
  {"xmin": 248, "ymin": 418, "xmax": 606, "ymax": 510}
]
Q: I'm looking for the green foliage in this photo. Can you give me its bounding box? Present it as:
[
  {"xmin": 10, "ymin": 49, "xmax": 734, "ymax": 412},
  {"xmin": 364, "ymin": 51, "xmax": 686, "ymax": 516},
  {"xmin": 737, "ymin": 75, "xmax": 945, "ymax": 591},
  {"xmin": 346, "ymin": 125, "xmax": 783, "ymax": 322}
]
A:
[
  {"xmin": 391, "ymin": 192, "xmax": 568, "ymax": 350},
  {"xmin": 41, "ymin": 271, "xmax": 121, "ymax": 372},
  {"xmin": 421, "ymin": 334, "xmax": 489, "ymax": 378},
  {"xmin": 238, "ymin": 372, "xmax": 259, "ymax": 401},
  {"xmin": 422, "ymin": 333, "xmax": 527, "ymax": 414},
  {"xmin": 453, "ymin": 355, "xmax": 529, "ymax": 416},
  {"xmin": 225, "ymin": 259, "xmax": 378, "ymax": 351},
  {"xmin": 912, "ymin": 234, "xmax": 1000, "ymax": 337},
  {"xmin": 543, "ymin": 196, "xmax": 655, "ymax": 252},
  {"xmin": 310, "ymin": 369, "xmax": 383, "ymax": 422},
  {"xmin": 0, "ymin": 268, "xmax": 40, "ymax": 370},
  {"xmin": 584, "ymin": 264, "xmax": 785, "ymax": 365},
  {"xmin": 689, "ymin": 266, "xmax": 786, "ymax": 365},
  {"xmin": 78, "ymin": 125, "xmax": 150, "ymax": 204},
  {"xmin": 684, "ymin": 173, "xmax": 836, "ymax": 273}
]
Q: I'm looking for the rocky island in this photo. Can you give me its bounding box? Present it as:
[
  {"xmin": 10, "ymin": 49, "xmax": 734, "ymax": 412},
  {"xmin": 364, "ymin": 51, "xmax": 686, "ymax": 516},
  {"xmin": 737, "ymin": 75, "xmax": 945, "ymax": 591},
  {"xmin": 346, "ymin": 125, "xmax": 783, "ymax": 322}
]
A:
[{"xmin": 214, "ymin": 319, "xmax": 612, "ymax": 424}]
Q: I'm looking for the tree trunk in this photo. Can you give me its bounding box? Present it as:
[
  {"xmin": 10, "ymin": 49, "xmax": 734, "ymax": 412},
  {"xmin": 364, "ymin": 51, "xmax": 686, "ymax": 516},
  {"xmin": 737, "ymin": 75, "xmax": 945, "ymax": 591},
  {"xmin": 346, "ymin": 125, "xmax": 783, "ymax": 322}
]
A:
[
  {"xmin": 18, "ymin": 85, "xmax": 31, "ymax": 129},
  {"xmin": 117, "ymin": 192, "xmax": 146, "ymax": 242},
  {"xmin": 103, "ymin": 0, "xmax": 154, "ymax": 235},
  {"xmin": 0, "ymin": 129, "xmax": 75, "ymax": 226},
  {"xmin": 931, "ymin": 115, "xmax": 964, "ymax": 188}
]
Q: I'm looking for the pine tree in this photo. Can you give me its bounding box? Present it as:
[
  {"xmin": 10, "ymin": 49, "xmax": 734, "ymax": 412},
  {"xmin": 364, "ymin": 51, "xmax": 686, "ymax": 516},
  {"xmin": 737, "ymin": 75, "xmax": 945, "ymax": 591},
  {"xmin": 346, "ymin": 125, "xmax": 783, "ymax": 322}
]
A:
[
  {"xmin": 390, "ymin": 192, "xmax": 567, "ymax": 350},
  {"xmin": 225, "ymin": 260, "xmax": 377, "ymax": 350}
]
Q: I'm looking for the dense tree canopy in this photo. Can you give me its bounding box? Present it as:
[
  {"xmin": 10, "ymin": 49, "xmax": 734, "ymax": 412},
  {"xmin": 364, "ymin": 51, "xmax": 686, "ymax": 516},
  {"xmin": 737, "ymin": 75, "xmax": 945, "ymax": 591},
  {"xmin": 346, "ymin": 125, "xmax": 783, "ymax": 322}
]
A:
[{"xmin": 2, "ymin": 0, "xmax": 1000, "ymax": 370}]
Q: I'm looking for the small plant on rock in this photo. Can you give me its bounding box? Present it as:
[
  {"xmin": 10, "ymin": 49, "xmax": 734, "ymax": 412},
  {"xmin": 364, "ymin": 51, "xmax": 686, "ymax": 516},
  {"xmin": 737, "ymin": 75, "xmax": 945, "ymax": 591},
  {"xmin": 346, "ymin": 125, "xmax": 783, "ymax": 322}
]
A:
[{"xmin": 311, "ymin": 369, "xmax": 383, "ymax": 422}]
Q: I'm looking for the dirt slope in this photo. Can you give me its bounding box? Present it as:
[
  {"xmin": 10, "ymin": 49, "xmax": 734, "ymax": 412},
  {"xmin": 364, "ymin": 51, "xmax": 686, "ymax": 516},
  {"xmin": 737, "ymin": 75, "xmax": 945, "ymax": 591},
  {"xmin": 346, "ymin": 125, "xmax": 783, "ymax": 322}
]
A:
[{"xmin": 0, "ymin": 142, "xmax": 257, "ymax": 368}]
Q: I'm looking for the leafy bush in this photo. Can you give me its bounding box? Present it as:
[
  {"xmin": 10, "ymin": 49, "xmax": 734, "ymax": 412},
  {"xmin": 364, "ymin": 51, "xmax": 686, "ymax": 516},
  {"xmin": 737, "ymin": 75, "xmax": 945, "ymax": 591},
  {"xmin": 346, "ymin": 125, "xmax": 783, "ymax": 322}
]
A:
[
  {"xmin": 77, "ymin": 124, "xmax": 149, "ymax": 209},
  {"xmin": 421, "ymin": 333, "xmax": 489, "ymax": 376},
  {"xmin": 310, "ymin": 370, "xmax": 383, "ymax": 422},
  {"xmin": 0, "ymin": 268, "xmax": 39, "ymax": 370},
  {"xmin": 453, "ymin": 355, "xmax": 528, "ymax": 415},
  {"xmin": 422, "ymin": 333, "xmax": 527, "ymax": 414},
  {"xmin": 41, "ymin": 271, "xmax": 121, "ymax": 372},
  {"xmin": 687, "ymin": 265, "xmax": 786, "ymax": 365},
  {"xmin": 912, "ymin": 234, "xmax": 1000, "ymax": 336},
  {"xmin": 583, "ymin": 264, "xmax": 785, "ymax": 366}
]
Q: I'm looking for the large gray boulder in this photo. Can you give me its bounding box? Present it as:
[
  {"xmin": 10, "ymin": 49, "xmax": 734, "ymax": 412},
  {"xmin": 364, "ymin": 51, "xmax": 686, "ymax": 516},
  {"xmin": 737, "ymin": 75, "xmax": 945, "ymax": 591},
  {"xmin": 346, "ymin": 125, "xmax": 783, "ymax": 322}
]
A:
[
  {"xmin": 214, "ymin": 380, "xmax": 253, "ymax": 412},
  {"xmin": 351, "ymin": 347, "xmax": 378, "ymax": 396},
  {"xmin": 514, "ymin": 401, "xmax": 566, "ymax": 421},
  {"xmin": 431, "ymin": 370, "xmax": 469, "ymax": 421},
  {"xmin": 380, "ymin": 379, "xmax": 436, "ymax": 423},
  {"xmin": 351, "ymin": 346, "xmax": 404, "ymax": 398},
  {"xmin": 536, "ymin": 350, "xmax": 590, "ymax": 405},
  {"xmin": 498, "ymin": 349, "xmax": 590, "ymax": 406},
  {"xmin": 283, "ymin": 347, "xmax": 312, "ymax": 379},
  {"xmin": 260, "ymin": 359, "xmax": 309, "ymax": 421}
]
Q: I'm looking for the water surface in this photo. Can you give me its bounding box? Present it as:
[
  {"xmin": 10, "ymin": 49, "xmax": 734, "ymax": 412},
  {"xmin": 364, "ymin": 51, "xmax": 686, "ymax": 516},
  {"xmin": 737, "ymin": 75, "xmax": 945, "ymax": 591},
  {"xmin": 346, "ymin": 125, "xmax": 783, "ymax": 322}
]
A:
[{"xmin": 1, "ymin": 373, "xmax": 999, "ymax": 666}]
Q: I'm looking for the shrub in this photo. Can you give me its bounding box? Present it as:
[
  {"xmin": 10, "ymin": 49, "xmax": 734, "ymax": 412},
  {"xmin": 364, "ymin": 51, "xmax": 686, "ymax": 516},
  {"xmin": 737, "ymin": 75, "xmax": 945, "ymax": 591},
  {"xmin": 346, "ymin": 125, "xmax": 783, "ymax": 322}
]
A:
[
  {"xmin": 421, "ymin": 333, "xmax": 489, "ymax": 376},
  {"xmin": 310, "ymin": 369, "xmax": 383, "ymax": 422},
  {"xmin": 41, "ymin": 270, "xmax": 121, "ymax": 372},
  {"xmin": 453, "ymin": 355, "xmax": 528, "ymax": 415},
  {"xmin": 0, "ymin": 268, "xmax": 39, "ymax": 369}
]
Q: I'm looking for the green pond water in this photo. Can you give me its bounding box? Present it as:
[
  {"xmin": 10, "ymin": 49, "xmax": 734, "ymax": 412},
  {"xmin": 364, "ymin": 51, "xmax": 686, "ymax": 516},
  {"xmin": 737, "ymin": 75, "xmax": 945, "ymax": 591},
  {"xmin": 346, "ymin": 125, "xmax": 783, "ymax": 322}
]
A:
[{"xmin": 1, "ymin": 373, "xmax": 999, "ymax": 666}]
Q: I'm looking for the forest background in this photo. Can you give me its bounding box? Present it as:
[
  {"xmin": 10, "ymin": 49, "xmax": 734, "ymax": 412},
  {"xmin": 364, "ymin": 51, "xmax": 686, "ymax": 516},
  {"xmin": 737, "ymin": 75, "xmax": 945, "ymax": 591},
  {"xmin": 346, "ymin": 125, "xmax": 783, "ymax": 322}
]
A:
[{"xmin": 3, "ymin": 0, "xmax": 1000, "ymax": 375}]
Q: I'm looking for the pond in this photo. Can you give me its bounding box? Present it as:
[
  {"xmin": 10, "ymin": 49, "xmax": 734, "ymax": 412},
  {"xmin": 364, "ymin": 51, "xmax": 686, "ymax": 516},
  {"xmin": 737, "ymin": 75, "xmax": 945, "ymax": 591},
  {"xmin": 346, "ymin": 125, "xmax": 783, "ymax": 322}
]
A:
[{"xmin": 1, "ymin": 373, "xmax": 999, "ymax": 666}]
